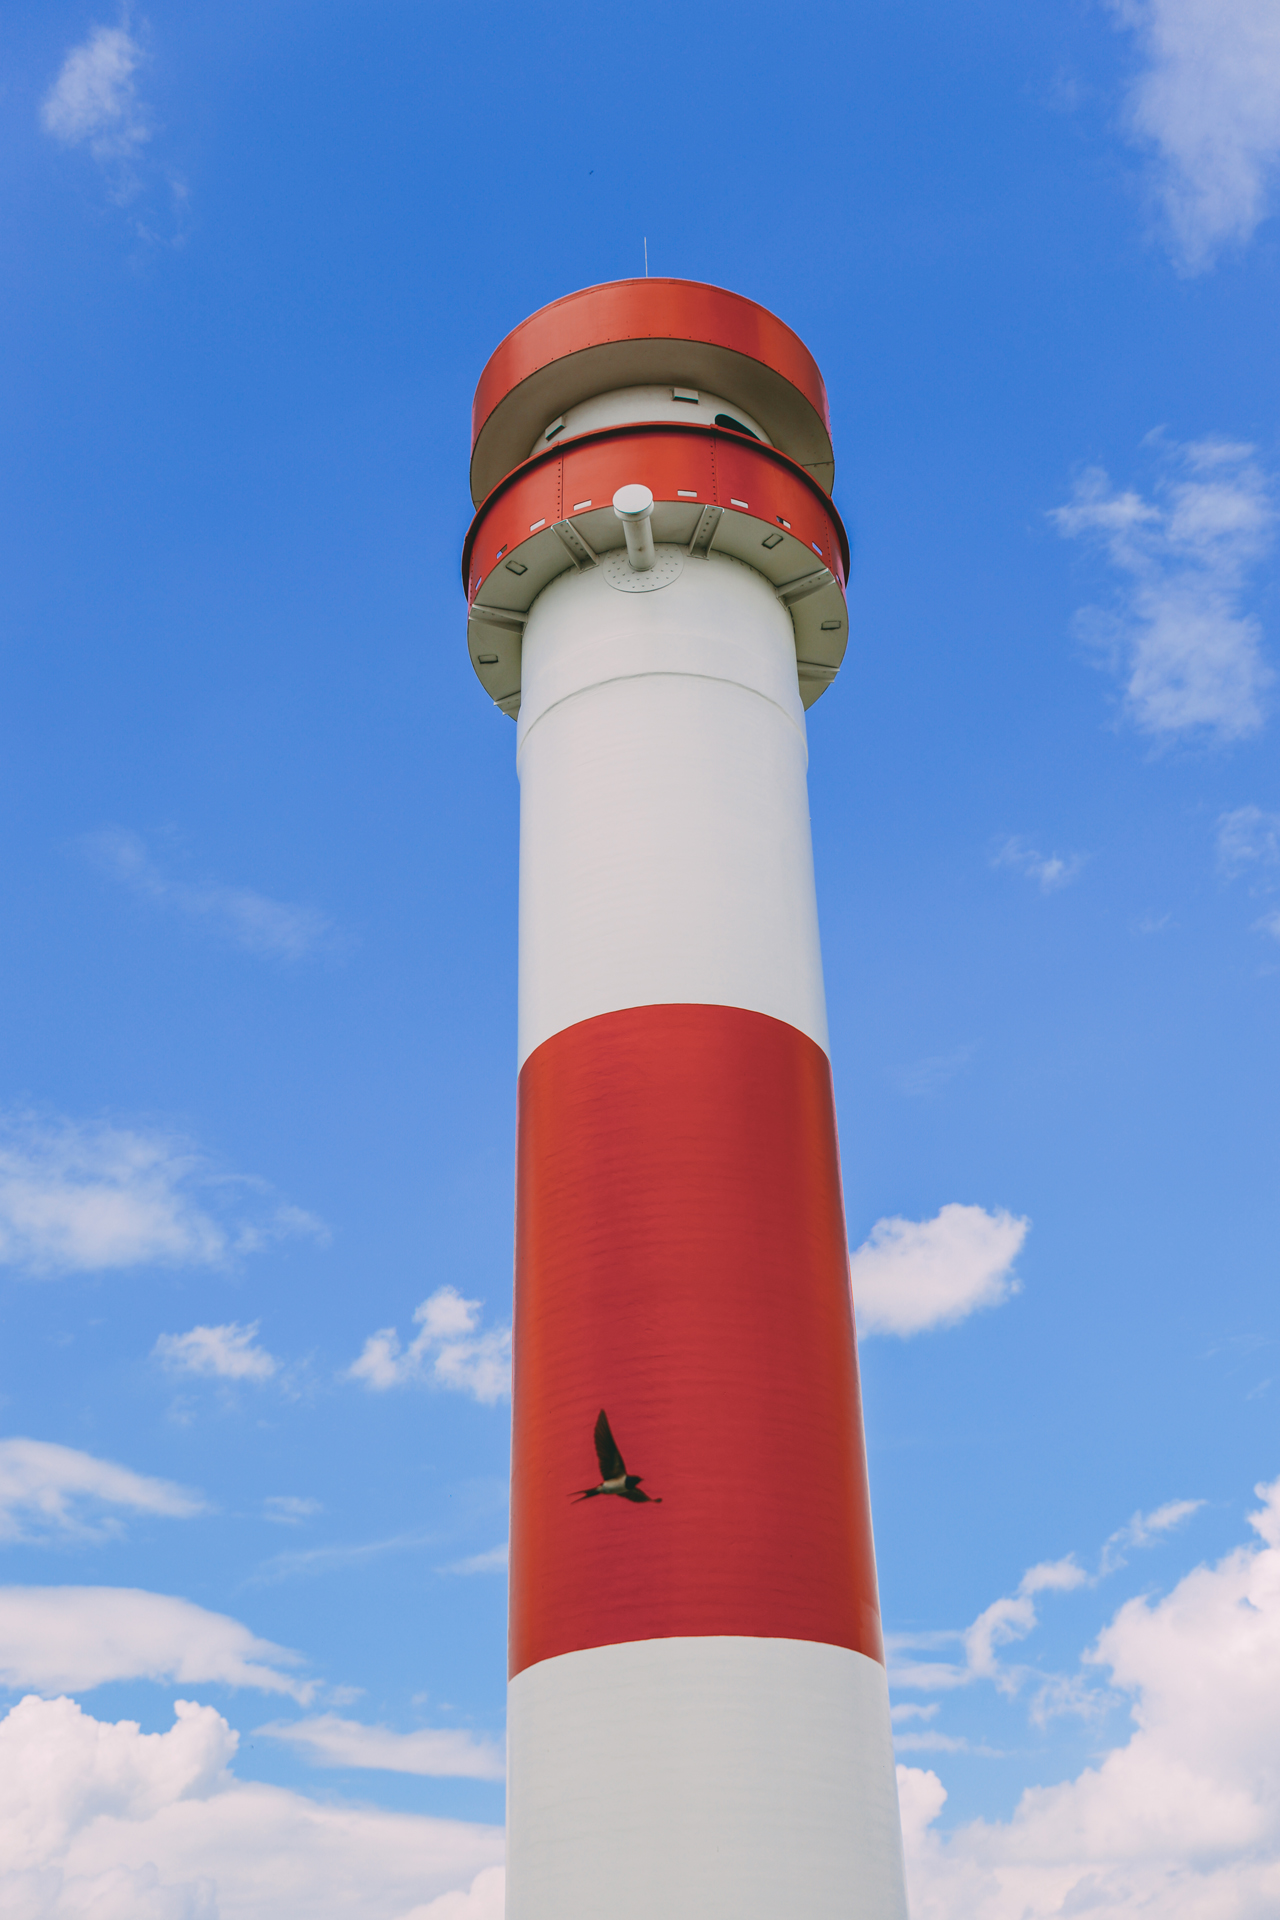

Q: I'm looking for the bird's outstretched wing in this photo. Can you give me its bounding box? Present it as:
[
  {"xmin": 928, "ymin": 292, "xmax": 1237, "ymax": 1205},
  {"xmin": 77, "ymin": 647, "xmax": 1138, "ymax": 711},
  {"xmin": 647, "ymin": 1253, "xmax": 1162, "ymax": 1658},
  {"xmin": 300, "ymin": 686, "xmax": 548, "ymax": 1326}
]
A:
[{"xmin": 594, "ymin": 1408, "xmax": 626, "ymax": 1481}]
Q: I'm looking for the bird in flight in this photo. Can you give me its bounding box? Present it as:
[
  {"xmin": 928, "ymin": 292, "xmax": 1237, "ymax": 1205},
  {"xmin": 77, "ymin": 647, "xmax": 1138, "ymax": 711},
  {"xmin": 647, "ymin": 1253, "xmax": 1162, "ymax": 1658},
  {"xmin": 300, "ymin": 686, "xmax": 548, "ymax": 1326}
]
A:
[{"xmin": 572, "ymin": 1409, "xmax": 662, "ymax": 1504}]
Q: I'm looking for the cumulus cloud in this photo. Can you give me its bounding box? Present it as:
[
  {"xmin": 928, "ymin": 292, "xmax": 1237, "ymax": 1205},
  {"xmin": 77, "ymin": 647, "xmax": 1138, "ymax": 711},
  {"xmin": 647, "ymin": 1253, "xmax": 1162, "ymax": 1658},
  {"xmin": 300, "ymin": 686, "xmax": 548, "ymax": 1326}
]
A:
[
  {"xmin": 41, "ymin": 25, "xmax": 149, "ymax": 164},
  {"xmin": 0, "ymin": 1440, "xmax": 202, "ymax": 1545},
  {"xmin": 1052, "ymin": 437, "xmax": 1276, "ymax": 743},
  {"xmin": 0, "ymin": 1693, "xmax": 504, "ymax": 1919},
  {"xmin": 348, "ymin": 1289, "xmax": 511, "ymax": 1404},
  {"xmin": 401, "ymin": 1869, "xmax": 506, "ymax": 1920},
  {"xmin": 900, "ymin": 1475, "xmax": 1280, "ymax": 1917},
  {"xmin": 82, "ymin": 828, "xmax": 333, "ymax": 962},
  {"xmin": 256, "ymin": 1715, "xmax": 504, "ymax": 1781},
  {"xmin": 1110, "ymin": 0, "xmax": 1280, "ymax": 271},
  {"xmin": 153, "ymin": 1323, "xmax": 278, "ymax": 1384},
  {"xmin": 0, "ymin": 1111, "xmax": 326, "ymax": 1277},
  {"xmin": 0, "ymin": 1588, "xmax": 309, "ymax": 1699},
  {"xmin": 851, "ymin": 1204, "xmax": 1028, "ymax": 1338},
  {"xmin": 990, "ymin": 838, "xmax": 1087, "ymax": 893}
]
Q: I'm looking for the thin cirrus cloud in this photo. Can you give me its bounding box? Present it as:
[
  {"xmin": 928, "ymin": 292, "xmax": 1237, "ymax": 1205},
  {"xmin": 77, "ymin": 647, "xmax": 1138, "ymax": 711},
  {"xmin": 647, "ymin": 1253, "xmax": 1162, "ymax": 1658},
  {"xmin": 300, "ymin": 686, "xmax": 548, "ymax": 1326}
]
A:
[
  {"xmin": 41, "ymin": 24, "xmax": 148, "ymax": 167},
  {"xmin": 1051, "ymin": 436, "xmax": 1276, "ymax": 745},
  {"xmin": 0, "ymin": 1694, "xmax": 505, "ymax": 1918},
  {"xmin": 1108, "ymin": 0, "xmax": 1280, "ymax": 272},
  {"xmin": 82, "ymin": 827, "xmax": 335, "ymax": 962},
  {"xmin": 990, "ymin": 838, "xmax": 1088, "ymax": 893},
  {"xmin": 153, "ymin": 1320, "xmax": 279, "ymax": 1383},
  {"xmin": 897, "ymin": 1479, "xmax": 1275, "ymax": 1919},
  {"xmin": 0, "ymin": 1109, "xmax": 327, "ymax": 1277},
  {"xmin": 888, "ymin": 1043, "xmax": 979, "ymax": 1099},
  {"xmin": 0, "ymin": 1586, "xmax": 310, "ymax": 1697},
  {"xmin": 256, "ymin": 1714, "xmax": 506, "ymax": 1781},
  {"xmin": 441, "ymin": 1544, "xmax": 509, "ymax": 1577},
  {"xmin": 851, "ymin": 1204, "xmax": 1028, "ymax": 1338},
  {"xmin": 888, "ymin": 1496, "xmax": 1203, "ymax": 1706},
  {"xmin": 0, "ymin": 1438, "xmax": 202, "ymax": 1544},
  {"xmin": 348, "ymin": 1287, "xmax": 511, "ymax": 1404},
  {"xmin": 1216, "ymin": 805, "xmax": 1280, "ymax": 943}
]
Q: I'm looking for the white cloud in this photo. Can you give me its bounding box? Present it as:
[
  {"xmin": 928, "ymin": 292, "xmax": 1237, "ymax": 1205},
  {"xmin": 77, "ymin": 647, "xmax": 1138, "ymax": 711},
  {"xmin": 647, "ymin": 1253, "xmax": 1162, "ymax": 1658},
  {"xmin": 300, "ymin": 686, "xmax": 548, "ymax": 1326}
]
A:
[
  {"xmin": 401, "ymin": 1870, "xmax": 506, "ymax": 1920},
  {"xmin": 1217, "ymin": 804, "xmax": 1280, "ymax": 877},
  {"xmin": 851, "ymin": 1204, "xmax": 1028, "ymax": 1338},
  {"xmin": 1099, "ymin": 1497, "xmax": 1205, "ymax": 1575},
  {"xmin": 1110, "ymin": 0, "xmax": 1280, "ymax": 271},
  {"xmin": 990, "ymin": 838, "xmax": 1087, "ymax": 892},
  {"xmin": 256, "ymin": 1715, "xmax": 504, "ymax": 1782},
  {"xmin": 889, "ymin": 1044, "xmax": 979, "ymax": 1097},
  {"xmin": 262, "ymin": 1496, "xmax": 322, "ymax": 1526},
  {"xmin": 82, "ymin": 828, "xmax": 333, "ymax": 962},
  {"xmin": 0, "ymin": 1693, "xmax": 504, "ymax": 1919},
  {"xmin": 441, "ymin": 1545, "xmax": 508, "ymax": 1577},
  {"xmin": 153, "ymin": 1323, "xmax": 278, "ymax": 1384},
  {"xmin": 0, "ymin": 1440, "xmax": 202, "ymax": 1545},
  {"xmin": 41, "ymin": 26, "xmax": 148, "ymax": 163},
  {"xmin": 0, "ymin": 1589, "xmax": 309, "ymax": 1699},
  {"xmin": 348, "ymin": 1289, "xmax": 511, "ymax": 1404},
  {"xmin": 0, "ymin": 1111, "xmax": 326, "ymax": 1277},
  {"xmin": 891, "ymin": 1502, "xmax": 1203, "ymax": 1703},
  {"xmin": 1052, "ymin": 437, "xmax": 1276, "ymax": 743},
  {"xmin": 900, "ymin": 1475, "xmax": 1280, "ymax": 1917}
]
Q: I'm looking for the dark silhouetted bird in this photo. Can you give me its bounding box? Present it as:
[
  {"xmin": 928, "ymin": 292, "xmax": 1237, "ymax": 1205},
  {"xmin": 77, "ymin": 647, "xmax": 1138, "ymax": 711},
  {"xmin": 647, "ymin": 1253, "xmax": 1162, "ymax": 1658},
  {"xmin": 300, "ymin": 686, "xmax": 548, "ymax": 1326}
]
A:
[{"xmin": 572, "ymin": 1409, "xmax": 662, "ymax": 1504}]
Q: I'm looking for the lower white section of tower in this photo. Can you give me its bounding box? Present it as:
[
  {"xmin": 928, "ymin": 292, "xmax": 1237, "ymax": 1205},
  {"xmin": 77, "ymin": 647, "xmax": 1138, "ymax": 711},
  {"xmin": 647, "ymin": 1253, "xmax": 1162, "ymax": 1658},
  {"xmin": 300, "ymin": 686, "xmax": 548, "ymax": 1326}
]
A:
[{"xmin": 506, "ymin": 1637, "xmax": 908, "ymax": 1920}]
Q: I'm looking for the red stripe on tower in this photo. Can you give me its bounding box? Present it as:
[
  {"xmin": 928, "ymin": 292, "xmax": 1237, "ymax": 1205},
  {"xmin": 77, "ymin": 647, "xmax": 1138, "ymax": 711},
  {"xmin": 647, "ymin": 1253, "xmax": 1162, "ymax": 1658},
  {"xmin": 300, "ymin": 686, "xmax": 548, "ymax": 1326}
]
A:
[{"xmin": 510, "ymin": 1002, "xmax": 883, "ymax": 1677}]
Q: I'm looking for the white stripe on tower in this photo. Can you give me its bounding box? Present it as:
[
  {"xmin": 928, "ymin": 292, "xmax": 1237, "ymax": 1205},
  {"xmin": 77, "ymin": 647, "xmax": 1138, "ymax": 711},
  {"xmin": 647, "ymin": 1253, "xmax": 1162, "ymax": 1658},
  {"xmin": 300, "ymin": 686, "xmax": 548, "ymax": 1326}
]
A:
[{"xmin": 515, "ymin": 549, "xmax": 827, "ymax": 1067}]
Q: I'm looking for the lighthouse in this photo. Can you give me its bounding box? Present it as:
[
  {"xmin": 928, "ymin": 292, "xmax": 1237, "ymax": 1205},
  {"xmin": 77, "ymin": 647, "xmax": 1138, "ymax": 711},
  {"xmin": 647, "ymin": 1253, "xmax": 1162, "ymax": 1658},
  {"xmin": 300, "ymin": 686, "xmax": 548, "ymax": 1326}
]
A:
[{"xmin": 461, "ymin": 280, "xmax": 908, "ymax": 1920}]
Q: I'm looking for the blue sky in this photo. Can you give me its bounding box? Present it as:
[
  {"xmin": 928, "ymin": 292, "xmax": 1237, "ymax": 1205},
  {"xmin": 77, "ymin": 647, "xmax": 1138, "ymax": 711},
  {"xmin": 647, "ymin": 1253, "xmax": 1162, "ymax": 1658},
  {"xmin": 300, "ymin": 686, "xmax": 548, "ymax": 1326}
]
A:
[{"xmin": 2, "ymin": 2, "xmax": 1280, "ymax": 1915}]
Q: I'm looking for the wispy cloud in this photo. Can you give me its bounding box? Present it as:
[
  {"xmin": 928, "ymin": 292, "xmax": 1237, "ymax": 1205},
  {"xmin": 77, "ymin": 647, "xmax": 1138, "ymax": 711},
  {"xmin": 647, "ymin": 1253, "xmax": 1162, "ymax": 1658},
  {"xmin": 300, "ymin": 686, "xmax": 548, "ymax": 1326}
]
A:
[
  {"xmin": 1216, "ymin": 805, "xmax": 1280, "ymax": 943},
  {"xmin": 0, "ymin": 1439, "xmax": 202, "ymax": 1544},
  {"xmin": 256, "ymin": 1714, "xmax": 505, "ymax": 1781},
  {"xmin": 1052, "ymin": 437, "xmax": 1276, "ymax": 744},
  {"xmin": 1109, "ymin": 0, "xmax": 1280, "ymax": 271},
  {"xmin": 888, "ymin": 1499, "xmax": 1203, "ymax": 1703},
  {"xmin": 991, "ymin": 837, "xmax": 1088, "ymax": 892},
  {"xmin": 1099, "ymin": 1497, "xmax": 1205, "ymax": 1576},
  {"xmin": 40, "ymin": 20, "xmax": 190, "ymax": 244},
  {"xmin": 82, "ymin": 827, "xmax": 334, "ymax": 962},
  {"xmin": 0, "ymin": 1111, "xmax": 326, "ymax": 1277},
  {"xmin": 441, "ymin": 1544, "xmax": 508, "ymax": 1576},
  {"xmin": 0, "ymin": 1586, "xmax": 309, "ymax": 1697},
  {"xmin": 264, "ymin": 1495, "xmax": 323, "ymax": 1525},
  {"xmin": 888, "ymin": 1044, "xmax": 978, "ymax": 1098},
  {"xmin": 851, "ymin": 1204, "xmax": 1028, "ymax": 1338},
  {"xmin": 153, "ymin": 1320, "xmax": 279, "ymax": 1383},
  {"xmin": 348, "ymin": 1287, "xmax": 511, "ymax": 1404},
  {"xmin": 41, "ymin": 24, "xmax": 149, "ymax": 168},
  {"xmin": 1217, "ymin": 803, "xmax": 1280, "ymax": 877},
  {"xmin": 248, "ymin": 1530, "xmax": 436, "ymax": 1587}
]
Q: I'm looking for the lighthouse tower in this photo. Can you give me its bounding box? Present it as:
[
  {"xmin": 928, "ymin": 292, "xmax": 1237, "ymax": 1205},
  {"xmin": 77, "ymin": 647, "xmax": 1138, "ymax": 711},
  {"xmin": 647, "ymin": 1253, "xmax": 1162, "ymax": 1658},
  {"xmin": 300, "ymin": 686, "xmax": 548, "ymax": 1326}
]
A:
[{"xmin": 462, "ymin": 280, "xmax": 907, "ymax": 1920}]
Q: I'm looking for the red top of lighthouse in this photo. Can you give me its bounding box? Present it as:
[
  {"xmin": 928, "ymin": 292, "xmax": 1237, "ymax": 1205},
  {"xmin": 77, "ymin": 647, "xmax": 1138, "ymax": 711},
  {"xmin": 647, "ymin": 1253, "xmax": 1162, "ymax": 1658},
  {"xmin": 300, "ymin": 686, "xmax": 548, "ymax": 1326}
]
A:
[{"xmin": 469, "ymin": 278, "xmax": 835, "ymax": 506}]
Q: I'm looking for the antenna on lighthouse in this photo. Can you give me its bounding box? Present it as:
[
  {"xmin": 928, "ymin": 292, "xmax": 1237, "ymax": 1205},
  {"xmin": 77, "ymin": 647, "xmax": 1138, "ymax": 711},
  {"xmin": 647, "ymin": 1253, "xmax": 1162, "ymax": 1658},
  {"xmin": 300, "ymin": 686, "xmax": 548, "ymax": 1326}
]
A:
[{"xmin": 643, "ymin": 235, "xmax": 648, "ymax": 275}]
